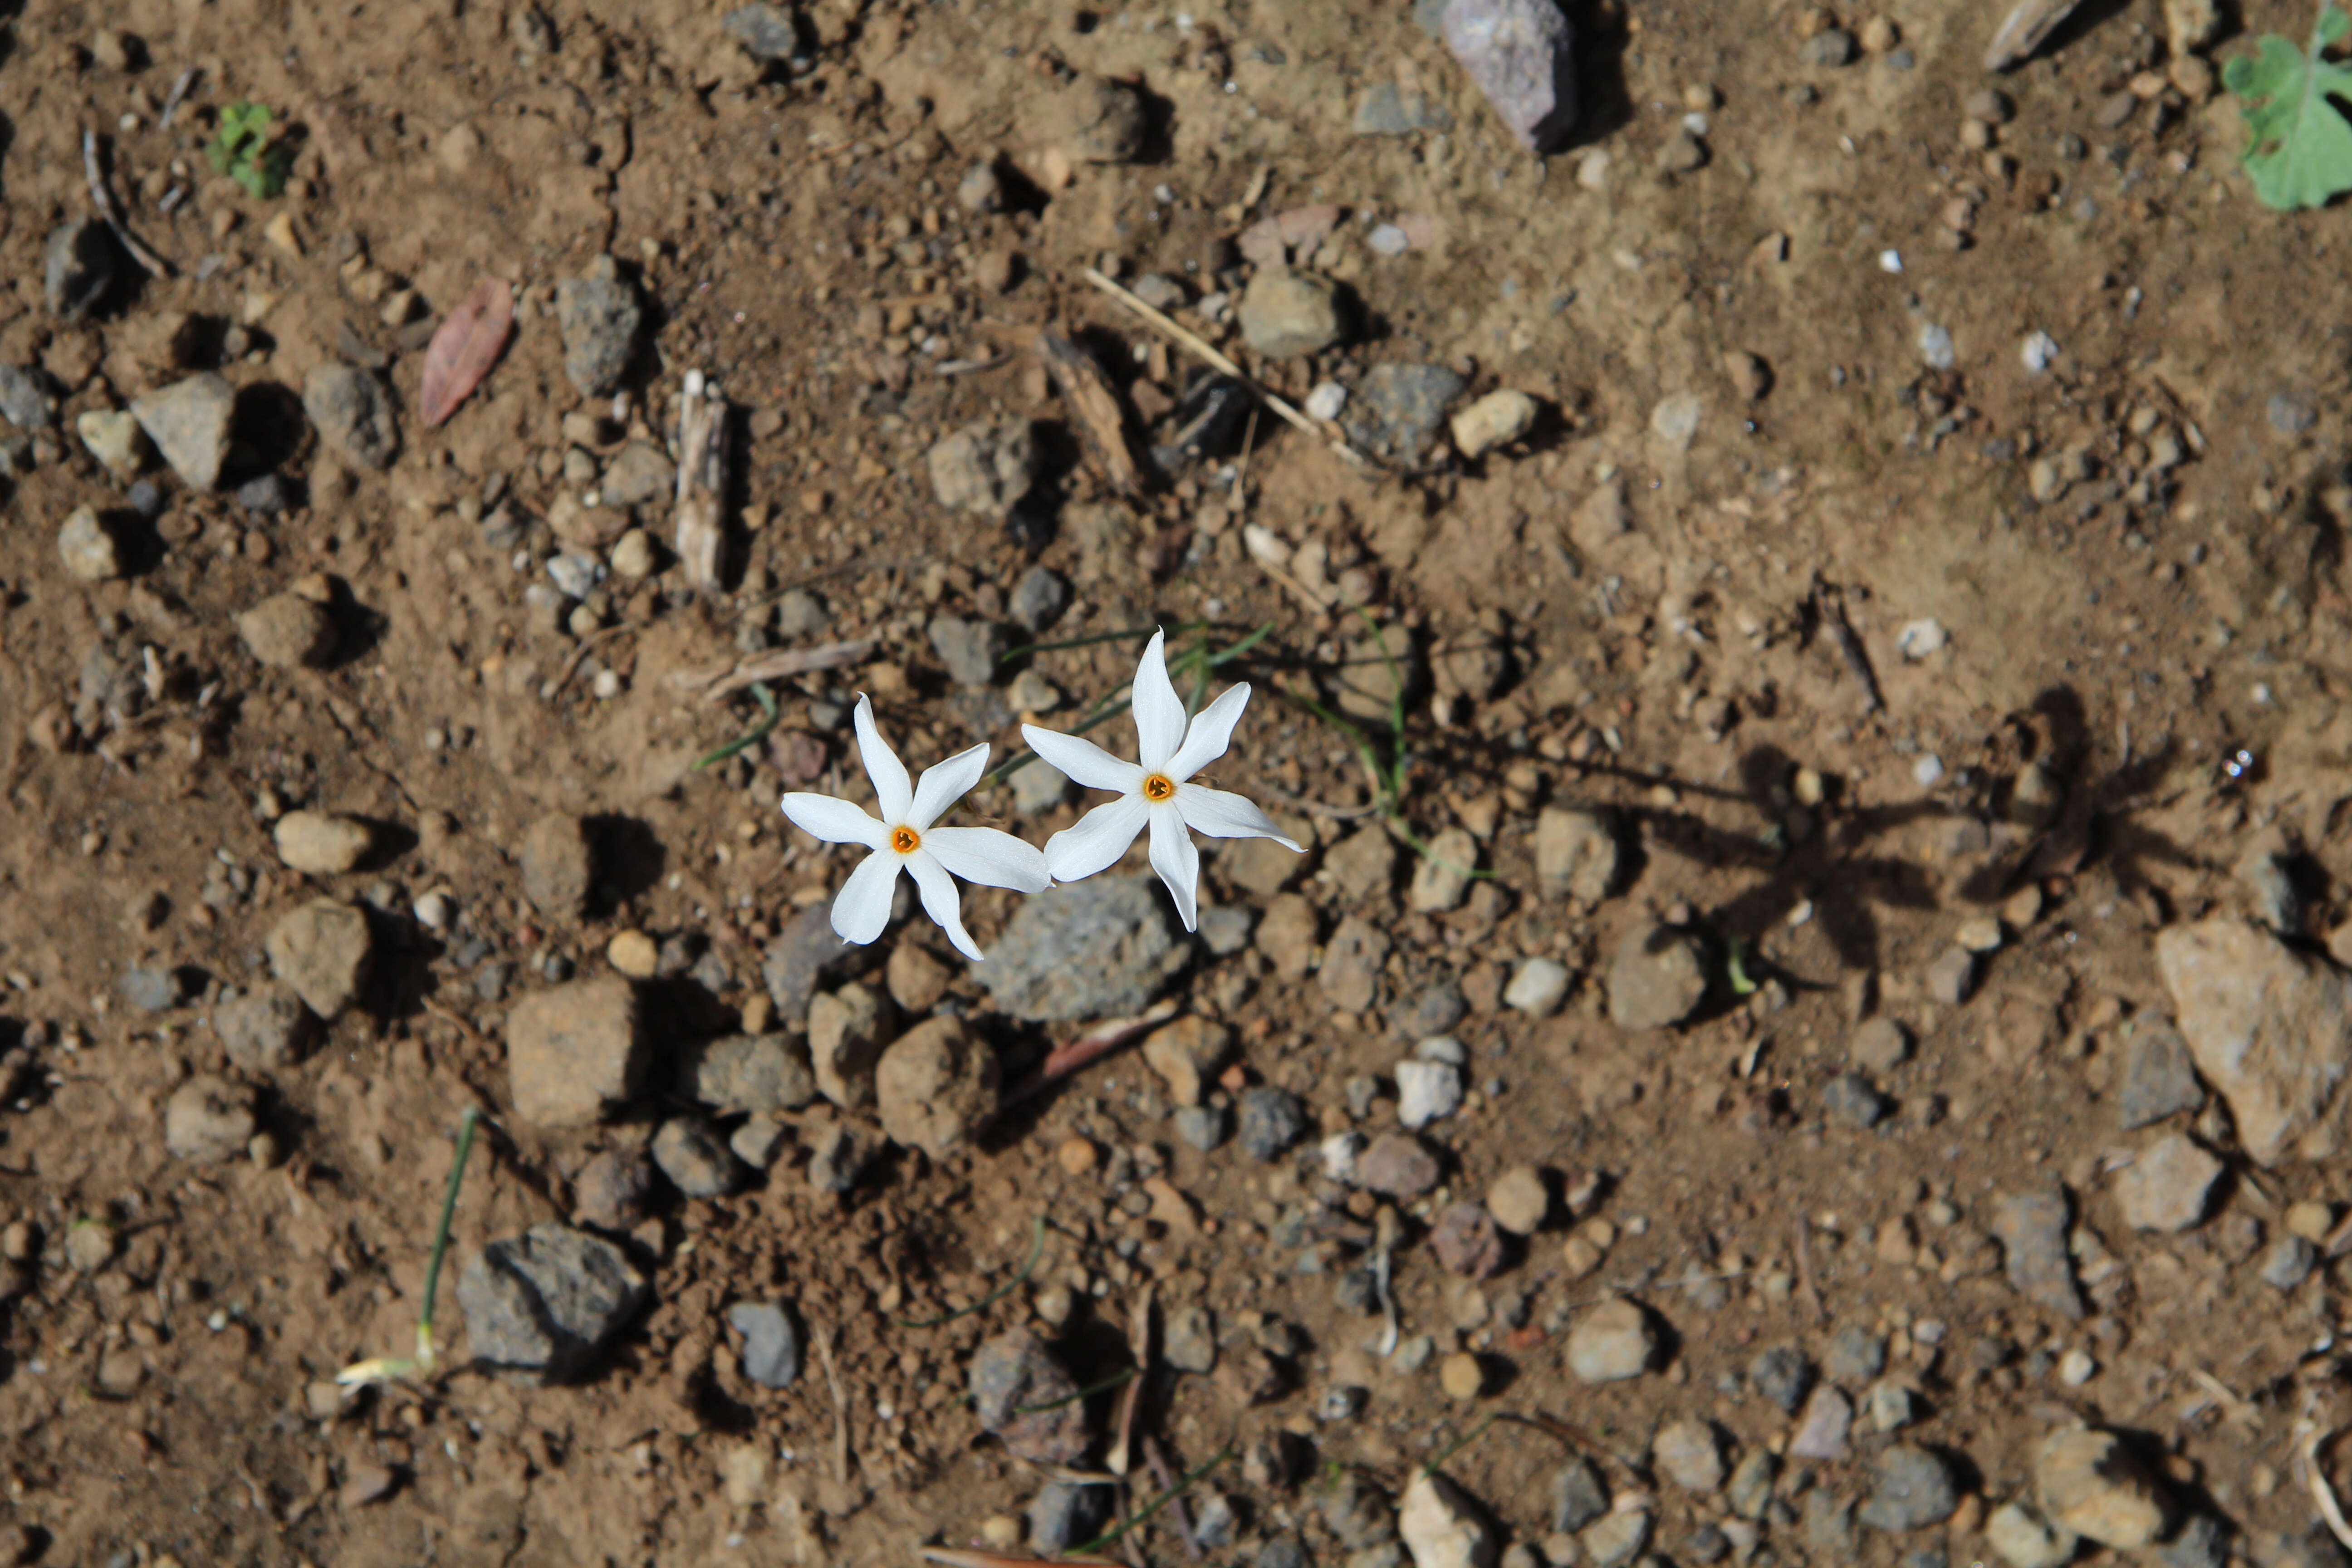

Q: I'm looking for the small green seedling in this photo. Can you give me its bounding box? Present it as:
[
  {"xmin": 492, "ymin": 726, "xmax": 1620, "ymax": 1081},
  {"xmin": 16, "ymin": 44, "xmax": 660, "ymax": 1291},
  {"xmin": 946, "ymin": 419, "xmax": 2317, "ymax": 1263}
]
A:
[
  {"xmin": 2225, "ymin": 2, "xmax": 2352, "ymax": 210},
  {"xmin": 337, "ymin": 1108, "xmax": 478, "ymax": 1388},
  {"xmin": 208, "ymin": 101, "xmax": 293, "ymax": 199}
]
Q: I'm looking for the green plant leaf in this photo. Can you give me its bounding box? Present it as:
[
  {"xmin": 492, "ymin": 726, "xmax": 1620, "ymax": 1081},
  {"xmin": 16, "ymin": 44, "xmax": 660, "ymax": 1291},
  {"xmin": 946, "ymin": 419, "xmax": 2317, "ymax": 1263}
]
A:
[{"xmin": 2226, "ymin": 5, "xmax": 2352, "ymax": 211}]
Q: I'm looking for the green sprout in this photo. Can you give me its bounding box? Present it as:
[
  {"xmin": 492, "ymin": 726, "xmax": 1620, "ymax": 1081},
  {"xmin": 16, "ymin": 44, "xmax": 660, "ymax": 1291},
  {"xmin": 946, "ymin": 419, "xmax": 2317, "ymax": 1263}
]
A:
[
  {"xmin": 208, "ymin": 101, "xmax": 294, "ymax": 199},
  {"xmin": 337, "ymin": 1108, "xmax": 479, "ymax": 1387}
]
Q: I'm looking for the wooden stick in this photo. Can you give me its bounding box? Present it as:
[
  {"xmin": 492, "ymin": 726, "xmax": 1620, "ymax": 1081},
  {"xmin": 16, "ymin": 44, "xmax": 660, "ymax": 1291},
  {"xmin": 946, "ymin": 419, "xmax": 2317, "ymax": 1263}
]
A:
[
  {"xmin": 669, "ymin": 638, "xmax": 877, "ymax": 701},
  {"xmin": 1081, "ymin": 268, "xmax": 1370, "ymax": 469}
]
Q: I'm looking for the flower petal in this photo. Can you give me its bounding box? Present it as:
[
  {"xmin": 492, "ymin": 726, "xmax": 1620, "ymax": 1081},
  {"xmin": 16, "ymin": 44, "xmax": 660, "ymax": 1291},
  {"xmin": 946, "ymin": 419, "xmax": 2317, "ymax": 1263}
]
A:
[
  {"xmin": 1173, "ymin": 781, "xmax": 1303, "ymax": 848},
  {"xmin": 780, "ymin": 792, "xmax": 888, "ymax": 850},
  {"xmin": 1043, "ymin": 794, "xmax": 1151, "ymax": 883},
  {"xmin": 1022, "ymin": 725, "xmax": 1146, "ymax": 794},
  {"xmin": 1130, "ymin": 629, "xmax": 1188, "ymax": 773},
  {"xmin": 909, "ymin": 740, "xmax": 991, "ymax": 828},
  {"xmin": 1165, "ymin": 682, "xmax": 1251, "ymax": 782},
  {"xmin": 925, "ymin": 826, "xmax": 1051, "ymax": 893},
  {"xmin": 1147, "ymin": 802, "xmax": 1201, "ymax": 931},
  {"xmin": 830, "ymin": 849, "xmax": 903, "ymax": 946},
  {"xmin": 853, "ymin": 695, "xmax": 913, "ymax": 824},
  {"xmin": 904, "ymin": 848, "xmax": 982, "ymax": 961}
]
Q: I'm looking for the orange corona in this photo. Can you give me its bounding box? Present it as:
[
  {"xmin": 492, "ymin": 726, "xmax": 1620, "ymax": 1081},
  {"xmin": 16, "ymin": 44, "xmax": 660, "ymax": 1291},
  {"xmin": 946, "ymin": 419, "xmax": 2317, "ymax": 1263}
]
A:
[
  {"xmin": 1142, "ymin": 774, "xmax": 1176, "ymax": 802},
  {"xmin": 891, "ymin": 826, "xmax": 921, "ymax": 853}
]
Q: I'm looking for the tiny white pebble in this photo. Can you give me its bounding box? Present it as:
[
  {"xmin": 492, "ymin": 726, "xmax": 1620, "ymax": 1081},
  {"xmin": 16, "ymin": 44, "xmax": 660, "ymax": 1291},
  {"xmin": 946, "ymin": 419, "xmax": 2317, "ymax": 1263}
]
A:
[
  {"xmin": 1878, "ymin": 249, "xmax": 1904, "ymax": 273},
  {"xmin": 2057, "ymin": 1348, "xmax": 2097, "ymax": 1386},
  {"xmin": 1304, "ymin": 381, "xmax": 1348, "ymax": 421},
  {"xmin": 592, "ymin": 669, "xmax": 624, "ymax": 700},
  {"xmin": 1911, "ymin": 754, "xmax": 1945, "ymax": 787}
]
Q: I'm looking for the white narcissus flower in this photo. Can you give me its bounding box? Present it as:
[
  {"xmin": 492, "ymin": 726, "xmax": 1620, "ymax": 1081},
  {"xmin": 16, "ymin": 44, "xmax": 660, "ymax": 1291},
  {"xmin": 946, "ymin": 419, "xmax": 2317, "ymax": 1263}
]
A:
[
  {"xmin": 1023, "ymin": 629, "xmax": 1302, "ymax": 930},
  {"xmin": 780, "ymin": 695, "xmax": 1049, "ymax": 961}
]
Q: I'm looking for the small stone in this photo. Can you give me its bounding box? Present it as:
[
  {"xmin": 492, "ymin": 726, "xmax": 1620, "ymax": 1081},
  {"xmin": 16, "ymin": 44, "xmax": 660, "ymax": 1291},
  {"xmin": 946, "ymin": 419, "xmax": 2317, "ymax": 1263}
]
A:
[
  {"xmin": 519, "ymin": 813, "xmax": 595, "ymax": 919},
  {"xmin": 76, "ymin": 409, "xmax": 144, "ymax": 478},
  {"xmin": 1399, "ymin": 1472, "xmax": 1499, "ymax": 1568},
  {"xmin": 1354, "ymin": 81, "xmax": 1455, "ymax": 135},
  {"xmin": 877, "ymin": 1016, "xmax": 999, "ymax": 1158},
  {"xmin": 130, "ymin": 372, "xmax": 235, "ymax": 490},
  {"xmin": 237, "ymin": 593, "xmax": 338, "ymax": 669},
  {"xmin": 2159, "ymin": 1514, "xmax": 2229, "ymax": 1568},
  {"xmin": 44, "ymin": 218, "xmax": 116, "ymax": 321},
  {"xmin": 725, "ymin": 1301, "xmax": 802, "ymax": 1387},
  {"xmin": 1994, "ymin": 1186, "xmax": 2087, "ymax": 1319},
  {"xmin": 1409, "ymin": 828, "xmax": 1480, "ymax": 912},
  {"xmin": 1346, "ymin": 363, "xmax": 1467, "ymax": 466},
  {"xmin": 572, "ymin": 1147, "xmax": 655, "ymax": 1231},
  {"xmin": 1823, "ymin": 1071, "xmax": 1891, "ymax": 1129},
  {"xmin": 2034, "ymin": 1426, "xmax": 2171, "ymax": 1548},
  {"xmin": 2113, "ymin": 1132, "xmax": 2224, "ymax": 1232},
  {"xmin": 164, "ymin": 1074, "xmax": 256, "ymax": 1162},
  {"xmin": 56, "ymin": 505, "xmax": 125, "ymax": 582},
  {"xmin": 1799, "ymin": 26, "xmax": 1857, "ymax": 65},
  {"xmin": 886, "ymin": 942, "xmax": 953, "ymax": 1013},
  {"xmin": 2156, "ymin": 916, "xmax": 2352, "ymax": 1166},
  {"xmin": 1650, "ymin": 391, "xmax": 1701, "ymax": 449},
  {"xmin": 2263, "ymin": 1234, "xmax": 2318, "ymax": 1289},
  {"xmin": 1868, "ymin": 1378, "xmax": 1922, "ymax": 1432},
  {"xmin": 1240, "ymin": 269, "xmax": 1345, "ymax": 359},
  {"xmin": 1430, "ymin": 1201, "xmax": 1505, "ymax": 1277},
  {"xmin": 957, "ymin": 160, "xmax": 1004, "ymax": 213},
  {"xmin": 65, "ymin": 1220, "xmax": 117, "ymax": 1273},
  {"xmin": 273, "ymin": 811, "xmax": 375, "ymax": 874},
  {"xmin": 1051, "ymin": 73, "xmax": 1147, "ymax": 162},
  {"xmin": 1357, "ymin": 1132, "xmax": 1441, "ymax": 1199},
  {"xmin": 505, "ymin": 977, "xmax": 649, "ymax": 1128},
  {"xmin": 302, "ymin": 364, "xmax": 399, "ymax": 470},
  {"xmin": 1239, "ymin": 1085, "xmax": 1308, "ymax": 1160},
  {"xmin": 121, "ymin": 965, "xmax": 185, "ymax": 1014},
  {"xmin": 456, "ymin": 1223, "xmax": 648, "ymax": 1383},
  {"xmin": 1925, "ymin": 945, "xmax": 1976, "ymax": 1004},
  {"xmin": 1723, "ymin": 350, "xmax": 1772, "ymax": 400},
  {"xmin": 605, "ymin": 929, "xmax": 659, "ymax": 979},
  {"xmin": 1199, "ymin": 905, "xmax": 1254, "ymax": 956},
  {"xmin": 1606, "ymin": 924, "xmax": 1707, "ymax": 1030},
  {"xmin": 1654, "ymin": 1419, "xmax": 1725, "ymax": 1492},
  {"xmin": 805, "ymin": 1120, "xmax": 874, "ymax": 1195},
  {"xmin": 1553, "ymin": 1458, "xmax": 1610, "ymax": 1533},
  {"xmin": 1436, "ymin": 1350, "xmax": 1485, "ymax": 1400},
  {"xmin": 0, "ymin": 363, "xmax": 55, "ymax": 429},
  {"xmin": 1749, "ymin": 1345, "xmax": 1813, "ymax": 1412},
  {"xmin": 1450, "ymin": 390, "xmax": 1538, "ymax": 459},
  {"xmin": 216, "ymin": 982, "xmax": 313, "ymax": 1070},
  {"xmin": 265, "ymin": 897, "xmax": 374, "ymax": 1019},
  {"xmin": 1174, "ymin": 1103, "xmax": 1227, "ymax": 1152},
  {"xmin": 721, "ymin": 2, "xmax": 798, "ymax": 59},
  {"xmin": 555, "ymin": 256, "xmax": 646, "ymax": 397},
  {"xmin": 1504, "ymin": 957, "xmax": 1571, "ymax": 1016},
  {"xmin": 929, "ymin": 615, "xmax": 1007, "ymax": 686},
  {"xmin": 1581, "ymin": 1509, "xmax": 1651, "ymax": 1568},
  {"xmin": 1986, "ymin": 1502, "xmax": 2078, "ymax": 1568},
  {"xmin": 971, "ymin": 1329, "xmax": 1093, "ymax": 1464},
  {"xmin": 1726, "ymin": 1450, "xmax": 1778, "ymax": 1519},
  {"xmin": 609, "ymin": 529, "xmax": 656, "ymax": 580},
  {"xmin": 1826, "ymin": 1324, "xmax": 1888, "ymax": 1383},
  {"xmin": 690, "ymin": 1033, "xmax": 818, "ymax": 1114},
  {"xmin": 1396, "ymin": 1059, "xmax": 1463, "ymax": 1129},
  {"xmin": 652, "ymin": 1117, "xmax": 744, "ymax": 1198},
  {"xmin": 1566, "ymin": 1298, "xmax": 1656, "ymax": 1383},
  {"xmin": 1487, "ymin": 1166, "xmax": 1548, "ymax": 1234},
  {"xmin": 1142, "ymin": 1017, "xmax": 1230, "ymax": 1107},
  {"xmin": 929, "ymin": 417, "xmax": 1038, "ymax": 515},
  {"xmin": 1165, "ymin": 1303, "xmax": 1217, "ymax": 1373},
  {"xmin": 1850, "ymin": 1016, "xmax": 1911, "ymax": 1074},
  {"xmin": 1788, "ymin": 1385, "xmax": 1853, "ymax": 1461},
  {"xmin": 1442, "ymin": 0, "xmax": 1579, "ymax": 152},
  {"xmin": 1032, "ymin": 1483, "xmax": 1107, "ymax": 1555},
  {"xmin": 1859, "ymin": 1444, "xmax": 1960, "ymax": 1532},
  {"xmin": 1009, "ymin": 565, "xmax": 1070, "ymax": 633},
  {"xmin": 808, "ymin": 981, "xmax": 896, "ymax": 1108}
]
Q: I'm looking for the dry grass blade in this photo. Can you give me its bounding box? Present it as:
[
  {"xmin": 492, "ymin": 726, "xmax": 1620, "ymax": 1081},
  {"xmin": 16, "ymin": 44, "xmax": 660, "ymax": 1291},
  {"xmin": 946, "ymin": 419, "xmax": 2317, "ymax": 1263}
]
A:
[
  {"xmin": 81, "ymin": 130, "xmax": 173, "ymax": 276},
  {"xmin": 1004, "ymin": 1000, "xmax": 1178, "ymax": 1106},
  {"xmin": 1107, "ymin": 1284, "xmax": 1154, "ymax": 1478},
  {"xmin": 2303, "ymin": 1425, "xmax": 2352, "ymax": 1553},
  {"xmin": 671, "ymin": 638, "xmax": 877, "ymax": 702},
  {"xmin": 420, "ymin": 278, "xmax": 515, "ymax": 428},
  {"xmin": 1984, "ymin": 0, "xmax": 2085, "ymax": 70},
  {"xmin": 1081, "ymin": 268, "xmax": 1371, "ymax": 470},
  {"xmin": 1036, "ymin": 333, "xmax": 1140, "ymax": 491}
]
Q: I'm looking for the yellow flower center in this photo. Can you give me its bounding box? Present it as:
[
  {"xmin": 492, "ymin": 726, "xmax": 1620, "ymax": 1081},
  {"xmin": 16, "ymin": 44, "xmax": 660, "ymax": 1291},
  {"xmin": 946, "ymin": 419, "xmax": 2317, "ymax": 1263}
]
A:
[
  {"xmin": 1142, "ymin": 774, "xmax": 1176, "ymax": 802},
  {"xmin": 891, "ymin": 825, "xmax": 921, "ymax": 854}
]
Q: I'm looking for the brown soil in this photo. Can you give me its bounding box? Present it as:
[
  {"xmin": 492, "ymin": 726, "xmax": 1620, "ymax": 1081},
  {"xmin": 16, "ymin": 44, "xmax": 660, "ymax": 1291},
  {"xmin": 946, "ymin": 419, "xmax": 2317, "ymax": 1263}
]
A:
[{"xmin": 0, "ymin": 0, "xmax": 2347, "ymax": 1563}]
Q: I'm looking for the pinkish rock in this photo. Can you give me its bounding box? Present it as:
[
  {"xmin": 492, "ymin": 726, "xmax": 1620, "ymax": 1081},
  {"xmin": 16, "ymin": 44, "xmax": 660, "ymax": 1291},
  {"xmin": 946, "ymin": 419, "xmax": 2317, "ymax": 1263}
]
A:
[{"xmin": 1442, "ymin": 0, "xmax": 1578, "ymax": 153}]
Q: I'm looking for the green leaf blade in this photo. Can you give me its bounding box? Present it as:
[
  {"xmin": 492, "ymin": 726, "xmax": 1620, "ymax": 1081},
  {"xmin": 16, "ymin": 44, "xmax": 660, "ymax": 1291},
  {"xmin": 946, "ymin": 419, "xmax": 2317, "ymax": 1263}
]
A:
[{"xmin": 2230, "ymin": 23, "xmax": 2352, "ymax": 211}]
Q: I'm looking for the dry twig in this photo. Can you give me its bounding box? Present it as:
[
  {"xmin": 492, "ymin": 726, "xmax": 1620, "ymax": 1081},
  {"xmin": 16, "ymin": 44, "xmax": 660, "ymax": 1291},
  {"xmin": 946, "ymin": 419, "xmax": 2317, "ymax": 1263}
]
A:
[
  {"xmin": 1036, "ymin": 332, "xmax": 1141, "ymax": 490},
  {"xmin": 671, "ymin": 370, "xmax": 728, "ymax": 595},
  {"xmin": 1003, "ymin": 1001, "xmax": 1180, "ymax": 1106},
  {"xmin": 1810, "ymin": 578, "xmax": 1883, "ymax": 716},
  {"xmin": 1793, "ymin": 1216, "xmax": 1828, "ymax": 1327},
  {"xmin": 670, "ymin": 638, "xmax": 877, "ymax": 702},
  {"xmin": 1108, "ymin": 1284, "xmax": 1154, "ymax": 1478},
  {"xmin": 814, "ymin": 1324, "xmax": 853, "ymax": 1485},
  {"xmin": 81, "ymin": 130, "xmax": 173, "ymax": 276},
  {"xmin": 1082, "ymin": 268, "xmax": 1370, "ymax": 469}
]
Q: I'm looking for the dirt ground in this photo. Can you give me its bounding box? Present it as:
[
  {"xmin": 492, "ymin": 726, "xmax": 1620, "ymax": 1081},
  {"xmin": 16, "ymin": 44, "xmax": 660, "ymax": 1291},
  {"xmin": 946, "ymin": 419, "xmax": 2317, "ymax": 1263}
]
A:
[{"xmin": 5, "ymin": 0, "xmax": 2352, "ymax": 1562}]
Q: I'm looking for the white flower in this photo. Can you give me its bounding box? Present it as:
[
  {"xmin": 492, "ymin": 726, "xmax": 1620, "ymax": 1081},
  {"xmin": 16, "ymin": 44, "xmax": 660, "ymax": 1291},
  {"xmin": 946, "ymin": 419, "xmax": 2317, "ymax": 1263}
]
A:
[
  {"xmin": 1022, "ymin": 629, "xmax": 1301, "ymax": 930},
  {"xmin": 780, "ymin": 695, "xmax": 1049, "ymax": 961}
]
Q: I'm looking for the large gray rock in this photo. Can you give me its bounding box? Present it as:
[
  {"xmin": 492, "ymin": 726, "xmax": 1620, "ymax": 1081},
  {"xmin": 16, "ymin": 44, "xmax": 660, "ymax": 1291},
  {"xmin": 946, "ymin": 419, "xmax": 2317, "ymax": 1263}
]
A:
[
  {"xmin": 688, "ymin": 1033, "xmax": 818, "ymax": 1114},
  {"xmin": 456, "ymin": 1224, "xmax": 648, "ymax": 1383},
  {"xmin": 264, "ymin": 898, "xmax": 375, "ymax": 1019},
  {"xmin": 215, "ymin": 982, "xmax": 314, "ymax": 1070},
  {"xmin": 971, "ymin": 1329, "xmax": 1093, "ymax": 1463},
  {"xmin": 979, "ymin": 877, "xmax": 1187, "ymax": 1022},
  {"xmin": 1606, "ymin": 923, "xmax": 1708, "ymax": 1031},
  {"xmin": 1344, "ymin": 363, "xmax": 1465, "ymax": 466},
  {"xmin": 2156, "ymin": 916, "xmax": 2352, "ymax": 1165},
  {"xmin": 1442, "ymin": 0, "xmax": 1578, "ymax": 152},
  {"xmin": 131, "ymin": 373, "xmax": 236, "ymax": 490},
  {"xmin": 506, "ymin": 977, "xmax": 649, "ymax": 1127},
  {"xmin": 303, "ymin": 364, "xmax": 399, "ymax": 470},
  {"xmin": 876, "ymin": 1016, "xmax": 999, "ymax": 1157}
]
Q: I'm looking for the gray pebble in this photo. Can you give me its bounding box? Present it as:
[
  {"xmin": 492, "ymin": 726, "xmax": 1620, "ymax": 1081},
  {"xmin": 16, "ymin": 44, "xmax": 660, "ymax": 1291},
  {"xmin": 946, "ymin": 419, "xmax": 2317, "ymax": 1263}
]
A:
[
  {"xmin": 0, "ymin": 364, "xmax": 54, "ymax": 430},
  {"xmin": 555, "ymin": 256, "xmax": 646, "ymax": 398},
  {"xmin": 651, "ymin": 1117, "xmax": 744, "ymax": 1199},
  {"xmin": 724, "ymin": 1300, "xmax": 802, "ymax": 1387},
  {"xmin": 1031, "ymin": 1482, "xmax": 1108, "ymax": 1555},
  {"xmin": 302, "ymin": 364, "xmax": 399, "ymax": 471},
  {"xmin": 2158, "ymin": 1514, "xmax": 2229, "ymax": 1568},
  {"xmin": 1799, "ymin": 26, "xmax": 1857, "ymax": 65},
  {"xmin": 1010, "ymin": 565, "xmax": 1070, "ymax": 632},
  {"xmin": 720, "ymin": 2, "xmax": 798, "ymax": 60},
  {"xmin": 1238, "ymin": 1085, "xmax": 1307, "ymax": 1160},
  {"xmin": 1749, "ymin": 1345, "xmax": 1814, "ymax": 1413},
  {"xmin": 456, "ymin": 1224, "xmax": 648, "ymax": 1384},
  {"xmin": 121, "ymin": 965, "xmax": 186, "ymax": 1013},
  {"xmin": 45, "ymin": 218, "xmax": 116, "ymax": 321},
  {"xmin": 1823, "ymin": 1071, "xmax": 1891, "ymax": 1129},
  {"xmin": 2116, "ymin": 1021, "xmax": 2204, "ymax": 1128},
  {"xmin": 1826, "ymin": 1323, "xmax": 1888, "ymax": 1382},
  {"xmin": 1553, "ymin": 1457, "xmax": 1610, "ymax": 1533},
  {"xmin": 2269, "ymin": 393, "xmax": 2317, "ymax": 437},
  {"xmin": 805, "ymin": 1119, "xmax": 874, "ymax": 1195},
  {"xmin": 1858, "ymin": 1444, "xmax": 1959, "ymax": 1531},
  {"xmin": 2262, "ymin": 1234, "xmax": 2318, "ymax": 1290},
  {"xmin": 1174, "ymin": 1102, "xmax": 1228, "ymax": 1152},
  {"xmin": 1343, "ymin": 363, "xmax": 1465, "ymax": 467},
  {"xmin": 928, "ymin": 614, "xmax": 1006, "ymax": 687}
]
